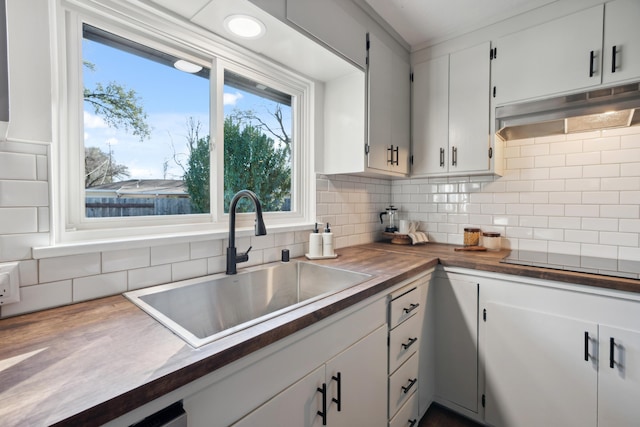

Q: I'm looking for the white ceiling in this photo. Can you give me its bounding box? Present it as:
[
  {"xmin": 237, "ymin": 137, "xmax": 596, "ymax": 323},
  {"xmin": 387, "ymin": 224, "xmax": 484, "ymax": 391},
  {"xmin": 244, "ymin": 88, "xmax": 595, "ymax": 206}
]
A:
[{"xmin": 364, "ymin": 0, "xmax": 558, "ymax": 48}]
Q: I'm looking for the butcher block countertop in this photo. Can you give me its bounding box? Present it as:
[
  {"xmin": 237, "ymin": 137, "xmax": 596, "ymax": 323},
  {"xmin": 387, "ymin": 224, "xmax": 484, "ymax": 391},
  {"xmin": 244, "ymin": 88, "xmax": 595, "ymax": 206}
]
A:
[{"xmin": 1, "ymin": 242, "xmax": 639, "ymax": 426}]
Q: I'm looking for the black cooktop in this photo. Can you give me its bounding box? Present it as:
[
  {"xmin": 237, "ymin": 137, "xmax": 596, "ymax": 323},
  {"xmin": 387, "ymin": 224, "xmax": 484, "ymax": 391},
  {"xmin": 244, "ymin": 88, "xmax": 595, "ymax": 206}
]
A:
[{"xmin": 501, "ymin": 250, "xmax": 640, "ymax": 280}]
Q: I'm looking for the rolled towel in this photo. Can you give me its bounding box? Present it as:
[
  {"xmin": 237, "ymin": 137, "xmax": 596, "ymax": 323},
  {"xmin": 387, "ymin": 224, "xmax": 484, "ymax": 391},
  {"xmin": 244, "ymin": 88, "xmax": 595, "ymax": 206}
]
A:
[{"xmin": 407, "ymin": 231, "xmax": 429, "ymax": 245}]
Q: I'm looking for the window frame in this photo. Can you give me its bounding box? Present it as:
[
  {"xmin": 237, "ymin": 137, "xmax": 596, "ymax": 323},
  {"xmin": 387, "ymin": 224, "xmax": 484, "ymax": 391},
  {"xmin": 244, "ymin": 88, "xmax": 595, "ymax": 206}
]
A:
[{"xmin": 55, "ymin": 0, "xmax": 315, "ymax": 244}]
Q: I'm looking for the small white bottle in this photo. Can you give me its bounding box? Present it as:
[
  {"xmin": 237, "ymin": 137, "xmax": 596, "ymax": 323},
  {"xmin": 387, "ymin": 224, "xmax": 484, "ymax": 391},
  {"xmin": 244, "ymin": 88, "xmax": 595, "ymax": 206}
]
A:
[
  {"xmin": 309, "ymin": 223, "xmax": 323, "ymax": 258},
  {"xmin": 322, "ymin": 223, "xmax": 334, "ymax": 257}
]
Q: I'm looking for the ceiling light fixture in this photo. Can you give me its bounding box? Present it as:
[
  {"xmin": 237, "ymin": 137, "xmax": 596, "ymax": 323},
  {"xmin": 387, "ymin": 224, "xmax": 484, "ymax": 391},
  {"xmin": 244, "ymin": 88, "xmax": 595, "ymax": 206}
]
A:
[
  {"xmin": 224, "ymin": 14, "xmax": 266, "ymax": 39},
  {"xmin": 174, "ymin": 59, "xmax": 203, "ymax": 74}
]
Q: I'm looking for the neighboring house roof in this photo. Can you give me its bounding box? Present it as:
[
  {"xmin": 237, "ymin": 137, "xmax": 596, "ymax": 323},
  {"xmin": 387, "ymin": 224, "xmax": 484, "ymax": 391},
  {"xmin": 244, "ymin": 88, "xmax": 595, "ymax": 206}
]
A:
[{"xmin": 86, "ymin": 179, "xmax": 188, "ymax": 197}]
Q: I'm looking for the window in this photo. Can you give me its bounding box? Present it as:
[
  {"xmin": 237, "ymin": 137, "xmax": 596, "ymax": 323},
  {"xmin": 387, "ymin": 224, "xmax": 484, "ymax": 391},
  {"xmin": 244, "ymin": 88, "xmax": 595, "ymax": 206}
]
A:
[
  {"xmin": 82, "ymin": 24, "xmax": 211, "ymax": 218},
  {"xmin": 58, "ymin": 4, "xmax": 312, "ymax": 242}
]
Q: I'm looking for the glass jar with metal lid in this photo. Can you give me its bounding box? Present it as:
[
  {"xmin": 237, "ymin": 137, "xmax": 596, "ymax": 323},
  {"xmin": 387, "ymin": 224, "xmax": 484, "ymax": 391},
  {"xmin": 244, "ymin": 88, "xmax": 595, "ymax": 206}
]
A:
[
  {"xmin": 482, "ymin": 232, "xmax": 501, "ymax": 251},
  {"xmin": 463, "ymin": 228, "xmax": 481, "ymax": 246}
]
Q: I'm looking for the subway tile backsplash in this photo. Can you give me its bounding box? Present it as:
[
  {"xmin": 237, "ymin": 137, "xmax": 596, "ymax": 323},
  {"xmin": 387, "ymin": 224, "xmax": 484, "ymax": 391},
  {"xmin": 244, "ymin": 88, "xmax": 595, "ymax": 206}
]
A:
[
  {"xmin": 392, "ymin": 127, "xmax": 640, "ymax": 256},
  {"xmin": 1, "ymin": 127, "xmax": 638, "ymax": 317}
]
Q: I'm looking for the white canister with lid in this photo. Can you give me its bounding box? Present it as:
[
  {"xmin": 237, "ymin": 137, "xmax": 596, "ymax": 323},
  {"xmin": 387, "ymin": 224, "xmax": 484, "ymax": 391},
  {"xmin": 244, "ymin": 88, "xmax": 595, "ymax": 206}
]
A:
[{"xmin": 482, "ymin": 232, "xmax": 501, "ymax": 251}]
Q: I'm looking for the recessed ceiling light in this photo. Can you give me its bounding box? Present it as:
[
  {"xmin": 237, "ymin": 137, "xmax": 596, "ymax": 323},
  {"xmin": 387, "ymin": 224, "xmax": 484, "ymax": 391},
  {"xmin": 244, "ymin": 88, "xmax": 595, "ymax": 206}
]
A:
[
  {"xmin": 174, "ymin": 59, "xmax": 203, "ymax": 74},
  {"xmin": 224, "ymin": 14, "xmax": 266, "ymax": 39}
]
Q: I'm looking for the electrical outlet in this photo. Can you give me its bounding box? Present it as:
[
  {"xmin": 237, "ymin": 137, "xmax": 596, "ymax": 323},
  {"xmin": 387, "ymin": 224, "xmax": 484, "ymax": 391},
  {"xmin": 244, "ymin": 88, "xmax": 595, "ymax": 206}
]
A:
[{"xmin": 0, "ymin": 262, "xmax": 20, "ymax": 305}]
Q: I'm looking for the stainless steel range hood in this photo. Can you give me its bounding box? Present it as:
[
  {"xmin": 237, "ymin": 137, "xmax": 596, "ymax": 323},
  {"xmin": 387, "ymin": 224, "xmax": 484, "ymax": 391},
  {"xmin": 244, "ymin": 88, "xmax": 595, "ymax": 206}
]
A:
[{"xmin": 496, "ymin": 82, "xmax": 640, "ymax": 141}]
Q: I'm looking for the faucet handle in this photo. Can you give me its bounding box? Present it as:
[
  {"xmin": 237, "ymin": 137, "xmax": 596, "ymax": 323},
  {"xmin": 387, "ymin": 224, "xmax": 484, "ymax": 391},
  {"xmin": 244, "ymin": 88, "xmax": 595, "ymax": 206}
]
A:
[{"xmin": 236, "ymin": 246, "xmax": 252, "ymax": 264}]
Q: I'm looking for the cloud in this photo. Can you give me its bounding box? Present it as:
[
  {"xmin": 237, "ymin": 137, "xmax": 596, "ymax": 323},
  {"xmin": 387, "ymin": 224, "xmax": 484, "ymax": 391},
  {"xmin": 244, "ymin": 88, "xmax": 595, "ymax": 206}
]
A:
[
  {"xmin": 105, "ymin": 137, "xmax": 119, "ymax": 146},
  {"xmin": 224, "ymin": 91, "xmax": 243, "ymax": 106},
  {"xmin": 84, "ymin": 111, "xmax": 108, "ymax": 129}
]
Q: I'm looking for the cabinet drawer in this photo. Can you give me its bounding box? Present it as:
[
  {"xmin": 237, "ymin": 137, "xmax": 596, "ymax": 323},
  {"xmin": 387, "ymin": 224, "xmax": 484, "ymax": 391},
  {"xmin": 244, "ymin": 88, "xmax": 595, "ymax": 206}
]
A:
[
  {"xmin": 389, "ymin": 391, "xmax": 419, "ymax": 427},
  {"xmin": 389, "ymin": 352, "xmax": 419, "ymax": 418},
  {"xmin": 389, "ymin": 286, "xmax": 421, "ymax": 329},
  {"xmin": 389, "ymin": 311, "xmax": 420, "ymax": 374}
]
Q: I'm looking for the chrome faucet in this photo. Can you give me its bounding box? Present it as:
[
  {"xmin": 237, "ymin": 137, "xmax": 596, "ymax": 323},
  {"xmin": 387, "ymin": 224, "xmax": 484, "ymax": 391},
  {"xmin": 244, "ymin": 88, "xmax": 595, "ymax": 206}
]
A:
[{"xmin": 226, "ymin": 190, "xmax": 267, "ymax": 275}]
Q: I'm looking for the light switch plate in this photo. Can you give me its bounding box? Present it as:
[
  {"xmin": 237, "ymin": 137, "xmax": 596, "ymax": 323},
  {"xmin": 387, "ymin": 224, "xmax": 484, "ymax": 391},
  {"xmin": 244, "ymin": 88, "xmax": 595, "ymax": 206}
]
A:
[{"xmin": 0, "ymin": 262, "xmax": 20, "ymax": 304}]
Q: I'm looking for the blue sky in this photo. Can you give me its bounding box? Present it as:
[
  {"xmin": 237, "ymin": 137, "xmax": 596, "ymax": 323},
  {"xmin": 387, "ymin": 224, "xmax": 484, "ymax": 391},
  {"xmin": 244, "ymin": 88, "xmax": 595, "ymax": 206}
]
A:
[{"xmin": 82, "ymin": 37, "xmax": 290, "ymax": 181}]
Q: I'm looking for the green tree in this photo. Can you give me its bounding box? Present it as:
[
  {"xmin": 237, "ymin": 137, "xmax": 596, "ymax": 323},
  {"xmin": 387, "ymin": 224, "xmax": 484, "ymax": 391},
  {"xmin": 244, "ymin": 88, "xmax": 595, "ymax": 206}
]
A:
[
  {"xmin": 224, "ymin": 116, "xmax": 291, "ymax": 213},
  {"xmin": 182, "ymin": 119, "xmax": 210, "ymax": 213},
  {"xmin": 180, "ymin": 116, "xmax": 291, "ymax": 214}
]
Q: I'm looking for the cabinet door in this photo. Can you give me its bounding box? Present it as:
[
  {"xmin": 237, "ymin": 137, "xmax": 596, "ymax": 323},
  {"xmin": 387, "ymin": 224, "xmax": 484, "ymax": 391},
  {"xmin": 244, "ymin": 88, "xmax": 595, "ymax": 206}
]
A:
[
  {"xmin": 449, "ymin": 42, "xmax": 491, "ymax": 174},
  {"xmin": 232, "ymin": 365, "xmax": 325, "ymax": 427},
  {"xmin": 411, "ymin": 56, "xmax": 449, "ymax": 176},
  {"xmin": 286, "ymin": 0, "xmax": 367, "ymax": 68},
  {"xmin": 602, "ymin": 0, "xmax": 640, "ymax": 85},
  {"xmin": 492, "ymin": 5, "xmax": 603, "ymax": 105},
  {"xmin": 326, "ymin": 325, "xmax": 387, "ymax": 426},
  {"xmin": 598, "ymin": 325, "xmax": 640, "ymax": 427},
  {"xmin": 484, "ymin": 302, "xmax": 597, "ymax": 427},
  {"xmin": 434, "ymin": 274, "xmax": 478, "ymax": 413},
  {"xmin": 367, "ymin": 33, "xmax": 410, "ymax": 175}
]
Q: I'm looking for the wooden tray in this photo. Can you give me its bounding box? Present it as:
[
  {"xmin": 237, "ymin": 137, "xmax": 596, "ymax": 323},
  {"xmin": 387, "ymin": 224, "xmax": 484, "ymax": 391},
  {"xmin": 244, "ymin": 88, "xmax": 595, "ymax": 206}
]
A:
[{"xmin": 382, "ymin": 232, "xmax": 412, "ymax": 245}]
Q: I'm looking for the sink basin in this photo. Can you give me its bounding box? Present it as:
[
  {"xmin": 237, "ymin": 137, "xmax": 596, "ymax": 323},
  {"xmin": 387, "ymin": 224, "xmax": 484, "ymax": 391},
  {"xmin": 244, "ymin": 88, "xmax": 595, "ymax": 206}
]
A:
[{"xmin": 124, "ymin": 260, "xmax": 371, "ymax": 347}]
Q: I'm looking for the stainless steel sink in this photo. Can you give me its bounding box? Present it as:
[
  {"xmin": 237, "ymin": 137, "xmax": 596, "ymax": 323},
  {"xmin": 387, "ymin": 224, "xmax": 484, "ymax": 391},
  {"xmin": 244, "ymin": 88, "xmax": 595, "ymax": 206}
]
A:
[{"xmin": 124, "ymin": 260, "xmax": 371, "ymax": 347}]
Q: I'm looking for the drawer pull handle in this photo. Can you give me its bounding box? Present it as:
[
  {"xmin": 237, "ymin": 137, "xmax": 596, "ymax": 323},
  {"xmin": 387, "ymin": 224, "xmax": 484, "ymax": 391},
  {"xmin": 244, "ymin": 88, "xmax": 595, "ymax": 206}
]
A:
[
  {"xmin": 408, "ymin": 419, "xmax": 417, "ymax": 427},
  {"xmin": 331, "ymin": 372, "xmax": 342, "ymax": 411},
  {"xmin": 403, "ymin": 303, "xmax": 419, "ymax": 314},
  {"xmin": 589, "ymin": 50, "xmax": 596, "ymax": 77},
  {"xmin": 610, "ymin": 337, "xmax": 616, "ymax": 369},
  {"xmin": 584, "ymin": 331, "xmax": 590, "ymax": 361},
  {"xmin": 401, "ymin": 378, "xmax": 417, "ymax": 394},
  {"xmin": 401, "ymin": 337, "xmax": 418, "ymax": 350},
  {"xmin": 317, "ymin": 383, "xmax": 327, "ymax": 425}
]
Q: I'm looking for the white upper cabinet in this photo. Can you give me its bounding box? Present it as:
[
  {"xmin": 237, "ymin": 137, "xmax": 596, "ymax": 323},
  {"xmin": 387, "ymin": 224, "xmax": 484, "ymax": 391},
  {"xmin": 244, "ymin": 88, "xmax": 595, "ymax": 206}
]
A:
[
  {"xmin": 286, "ymin": 0, "xmax": 367, "ymax": 68},
  {"xmin": 412, "ymin": 42, "xmax": 493, "ymax": 177},
  {"xmin": 449, "ymin": 42, "xmax": 492, "ymax": 174},
  {"xmin": 492, "ymin": 5, "xmax": 604, "ymax": 105},
  {"xmin": 367, "ymin": 33, "xmax": 411, "ymax": 176},
  {"xmin": 411, "ymin": 55, "xmax": 449, "ymax": 176},
  {"xmin": 602, "ymin": 0, "xmax": 640, "ymax": 85}
]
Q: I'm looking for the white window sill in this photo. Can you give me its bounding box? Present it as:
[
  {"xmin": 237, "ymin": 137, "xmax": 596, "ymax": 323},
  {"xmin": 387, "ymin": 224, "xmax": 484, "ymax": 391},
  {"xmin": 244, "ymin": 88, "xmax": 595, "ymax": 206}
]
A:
[{"xmin": 32, "ymin": 222, "xmax": 313, "ymax": 259}]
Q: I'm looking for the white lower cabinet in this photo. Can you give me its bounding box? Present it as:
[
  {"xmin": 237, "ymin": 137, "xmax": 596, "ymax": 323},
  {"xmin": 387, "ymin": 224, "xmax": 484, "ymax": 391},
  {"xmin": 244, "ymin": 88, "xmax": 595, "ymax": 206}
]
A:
[
  {"xmin": 479, "ymin": 272, "xmax": 640, "ymax": 427},
  {"xmin": 433, "ymin": 270, "xmax": 478, "ymax": 416},
  {"xmin": 484, "ymin": 302, "xmax": 598, "ymax": 427},
  {"xmin": 597, "ymin": 325, "xmax": 640, "ymax": 427},
  {"xmin": 325, "ymin": 325, "xmax": 387, "ymax": 426},
  {"xmin": 232, "ymin": 325, "xmax": 387, "ymax": 427}
]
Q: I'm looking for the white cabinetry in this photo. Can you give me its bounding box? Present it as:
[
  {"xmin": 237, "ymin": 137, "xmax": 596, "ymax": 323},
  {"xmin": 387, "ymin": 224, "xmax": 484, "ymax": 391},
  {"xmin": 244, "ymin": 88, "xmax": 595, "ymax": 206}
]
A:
[
  {"xmin": 285, "ymin": 0, "xmax": 367, "ymax": 68},
  {"xmin": 387, "ymin": 274, "xmax": 431, "ymax": 426},
  {"xmin": 598, "ymin": 325, "xmax": 640, "ymax": 426},
  {"xmin": 233, "ymin": 325, "xmax": 387, "ymax": 427},
  {"xmin": 493, "ymin": 1, "xmax": 640, "ymax": 106},
  {"xmin": 480, "ymin": 273, "xmax": 640, "ymax": 427},
  {"xmin": 492, "ymin": 5, "xmax": 603, "ymax": 105},
  {"xmin": 367, "ymin": 33, "xmax": 411, "ymax": 176},
  {"xmin": 602, "ymin": 0, "xmax": 640, "ymax": 85},
  {"xmin": 412, "ymin": 42, "xmax": 494, "ymax": 177},
  {"xmin": 484, "ymin": 302, "xmax": 598, "ymax": 427},
  {"xmin": 433, "ymin": 270, "xmax": 479, "ymax": 416}
]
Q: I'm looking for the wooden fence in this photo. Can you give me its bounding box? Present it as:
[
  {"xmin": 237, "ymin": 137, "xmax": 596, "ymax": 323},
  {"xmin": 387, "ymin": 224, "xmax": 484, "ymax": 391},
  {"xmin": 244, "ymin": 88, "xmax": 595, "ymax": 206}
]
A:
[{"xmin": 85, "ymin": 197, "xmax": 193, "ymax": 217}]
